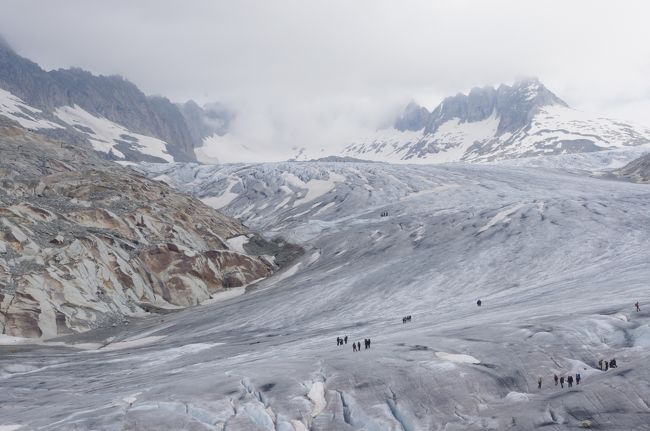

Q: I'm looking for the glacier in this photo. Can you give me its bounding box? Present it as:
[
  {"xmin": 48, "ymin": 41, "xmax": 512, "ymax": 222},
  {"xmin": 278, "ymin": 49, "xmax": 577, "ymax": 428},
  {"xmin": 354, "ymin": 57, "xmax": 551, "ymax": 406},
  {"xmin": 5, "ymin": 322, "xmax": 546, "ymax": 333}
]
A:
[{"xmin": 2, "ymin": 160, "xmax": 650, "ymax": 430}]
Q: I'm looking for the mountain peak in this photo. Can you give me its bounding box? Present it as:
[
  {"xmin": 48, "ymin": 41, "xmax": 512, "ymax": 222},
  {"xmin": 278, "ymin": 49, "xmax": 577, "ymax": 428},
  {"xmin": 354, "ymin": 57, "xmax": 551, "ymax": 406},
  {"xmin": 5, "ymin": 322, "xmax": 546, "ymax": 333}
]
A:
[
  {"xmin": 508, "ymin": 77, "xmax": 568, "ymax": 107},
  {"xmin": 420, "ymin": 78, "xmax": 568, "ymax": 134},
  {"xmin": 0, "ymin": 34, "xmax": 15, "ymax": 54},
  {"xmin": 394, "ymin": 101, "xmax": 430, "ymax": 131}
]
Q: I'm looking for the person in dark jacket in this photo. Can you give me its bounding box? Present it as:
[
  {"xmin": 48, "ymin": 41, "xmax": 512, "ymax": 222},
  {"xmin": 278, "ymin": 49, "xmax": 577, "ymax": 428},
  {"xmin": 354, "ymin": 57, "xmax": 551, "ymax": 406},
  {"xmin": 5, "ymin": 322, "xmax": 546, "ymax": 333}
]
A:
[
  {"xmin": 353, "ymin": 343, "xmax": 357, "ymax": 352},
  {"xmin": 344, "ymin": 335, "xmax": 348, "ymax": 344},
  {"xmin": 576, "ymin": 373, "xmax": 581, "ymax": 385},
  {"xmin": 537, "ymin": 377, "xmax": 542, "ymax": 389},
  {"xmin": 604, "ymin": 361, "xmax": 609, "ymax": 371},
  {"xmin": 560, "ymin": 376, "xmax": 564, "ymax": 388},
  {"xmin": 554, "ymin": 374, "xmax": 559, "ymax": 386},
  {"xmin": 357, "ymin": 341, "xmax": 361, "ymax": 351},
  {"xmin": 567, "ymin": 375, "xmax": 573, "ymax": 388}
]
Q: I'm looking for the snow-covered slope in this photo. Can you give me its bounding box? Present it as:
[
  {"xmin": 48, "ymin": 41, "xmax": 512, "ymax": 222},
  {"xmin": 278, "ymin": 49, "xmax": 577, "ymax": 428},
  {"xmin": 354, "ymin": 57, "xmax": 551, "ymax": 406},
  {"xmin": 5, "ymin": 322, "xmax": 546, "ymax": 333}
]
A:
[
  {"xmin": 343, "ymin": 79, "xmax": 650, "ymax": 164},
  {"xmin": 54, "ymin": 105, "xmax": 174, "ymax": 162},
  {"xmin": 0, "ymin": 86, "xmax": 181, "ymax": 162},
  {"xmin": 0, "ymin": 88, "xmax": 61, "ymax": 130}
]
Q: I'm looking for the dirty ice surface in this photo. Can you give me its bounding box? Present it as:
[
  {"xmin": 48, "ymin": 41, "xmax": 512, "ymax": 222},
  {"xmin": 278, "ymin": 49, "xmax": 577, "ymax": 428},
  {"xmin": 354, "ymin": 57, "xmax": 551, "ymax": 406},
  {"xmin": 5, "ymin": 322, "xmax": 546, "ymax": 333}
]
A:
[{"xmin": 3, "ymin": 161, "xmax": 650, "ymax": 430}]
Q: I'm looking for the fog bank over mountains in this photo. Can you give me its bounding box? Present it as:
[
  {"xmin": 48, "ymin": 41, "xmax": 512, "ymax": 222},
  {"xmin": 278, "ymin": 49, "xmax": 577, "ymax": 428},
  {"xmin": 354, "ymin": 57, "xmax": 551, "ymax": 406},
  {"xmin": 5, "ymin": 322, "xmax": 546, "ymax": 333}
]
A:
[
  {"xmin": 3, "ymin": 39, "xmax": 649, "ymax": 166},
  {"xmin": 1, "ymin": 0, "xmax": 650, "ymax": 158}
]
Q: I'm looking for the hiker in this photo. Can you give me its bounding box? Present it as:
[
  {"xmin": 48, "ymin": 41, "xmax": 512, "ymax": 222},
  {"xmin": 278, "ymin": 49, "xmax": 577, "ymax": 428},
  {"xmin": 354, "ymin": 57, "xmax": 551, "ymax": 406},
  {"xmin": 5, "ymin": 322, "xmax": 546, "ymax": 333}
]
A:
[
  {"xmin": 567, "ymin": 375, "xmax": 573, "ymax": 388},
  {"xmin": 610, "ymin": 358, "xmax": 617, "ymax": 368},
  {"xmin": 538, "ymin": 377, "xmax": 542, "ymax": 389},
  {"xmin": 357, "ymin": 341, "xmax": 361, "ymax": 351},
  {"xmin": 604, "ymin": 360, "xmax": 609, "ymax": 371},
  {"xmin": 336, "ymin": 337, "xmax": 341, "ymax": 346},
  {"xmin": 576, "ymin": 373, "xmax": 581, "ymax": 385},
  {"xmin": 344, "ymin": 335, "xmax": 348, "ymax": 344},
  {"xmin": 477, "ymin": 299, "xmax": 482, "ymax": 307},
  {"xmin": 635, "ymin": 301, "xmax": 640, "ymax": 312},
  {"xmin": 598, "ymin": 359, "xmax": 603, "ymax": 370},
  {"xmin": 368, "ymin": 338, "xmax": 371, "ymax": 348},
  {"xmin": 554, "ymin": 374, "xmax": 559, "ymax": 386},
  {"xmin": 402, "ymin": 317, "xmax": 406, "ymax": 323},
  {"xmin": 560, "ymin": 376, "xmax": 564, "ymax": 388},
  {"xmin": 353, "ymin": 343, "xmax": 357, "ymax": 352}
]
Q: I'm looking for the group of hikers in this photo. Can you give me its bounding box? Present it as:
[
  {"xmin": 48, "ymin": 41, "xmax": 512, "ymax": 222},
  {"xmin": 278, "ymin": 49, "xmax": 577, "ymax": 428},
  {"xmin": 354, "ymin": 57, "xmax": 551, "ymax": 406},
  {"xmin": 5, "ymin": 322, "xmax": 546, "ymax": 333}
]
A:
[
  {"xmin": 548, "ymin": 373, "xmax": 581, "ymax": 389},
  {"xmin": 402, "ymin": 315, "xmax": 412, "ymax": 323},
  {"xmin": 353, "ymin": 338, "xmax": 371, "ymax": 351},
  {"xmin": 598, "ymin": 358, "xmax": 618, "ymax": 371},
  {"xmin": 380, "ymin": 211, "xmax": 389, "ymax": 217},
  {"xmin": 336, "ymin": 336, "xmax": 371, "ymax": 352},
  {"xmin": 537, "ymin": 358, "xmax": 619, "ymax": 389}
]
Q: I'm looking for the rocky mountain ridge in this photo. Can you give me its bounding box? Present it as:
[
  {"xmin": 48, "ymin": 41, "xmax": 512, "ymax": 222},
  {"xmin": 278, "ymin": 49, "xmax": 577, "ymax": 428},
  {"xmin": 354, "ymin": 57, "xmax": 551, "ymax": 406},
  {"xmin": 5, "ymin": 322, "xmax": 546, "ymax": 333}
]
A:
[
  {"xmin": 343, "ymin": 78, "xmax": 650, "ymax": 163},
  {"xmin": 0, "ymin": 37, "xmax": 233, "ymax": 164}
]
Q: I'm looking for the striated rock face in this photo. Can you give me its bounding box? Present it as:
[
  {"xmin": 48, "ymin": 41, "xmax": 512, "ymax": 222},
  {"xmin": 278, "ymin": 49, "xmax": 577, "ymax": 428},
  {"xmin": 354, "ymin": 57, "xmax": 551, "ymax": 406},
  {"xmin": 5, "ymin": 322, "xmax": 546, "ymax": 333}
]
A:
[{"xmin": 0, "ymin": 119, "xmax": 289, "ymax": 338}]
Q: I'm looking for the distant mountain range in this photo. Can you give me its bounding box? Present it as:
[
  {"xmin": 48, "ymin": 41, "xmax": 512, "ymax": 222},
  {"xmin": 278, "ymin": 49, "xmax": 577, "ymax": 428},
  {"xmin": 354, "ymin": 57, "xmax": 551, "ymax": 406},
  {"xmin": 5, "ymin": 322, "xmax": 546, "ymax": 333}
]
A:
[
  {"xmin": 0, "ymin": 36, "xmax": 232, "ymax": 163},
  {"xmin": 1, "ymin": 36, "xmax": 649, "ymax": 165},
  {"xmin": 342, "ymin": 78, "xmax": 650, "ymax": 163}
]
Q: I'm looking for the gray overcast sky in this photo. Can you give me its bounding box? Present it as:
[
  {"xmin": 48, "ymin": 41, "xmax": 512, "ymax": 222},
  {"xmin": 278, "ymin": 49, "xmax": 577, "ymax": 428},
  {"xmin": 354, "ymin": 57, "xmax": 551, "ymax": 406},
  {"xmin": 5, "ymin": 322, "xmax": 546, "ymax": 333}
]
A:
[{"xmin": 1, "ymin": 0, "xmax": 650, "ymax": 153}]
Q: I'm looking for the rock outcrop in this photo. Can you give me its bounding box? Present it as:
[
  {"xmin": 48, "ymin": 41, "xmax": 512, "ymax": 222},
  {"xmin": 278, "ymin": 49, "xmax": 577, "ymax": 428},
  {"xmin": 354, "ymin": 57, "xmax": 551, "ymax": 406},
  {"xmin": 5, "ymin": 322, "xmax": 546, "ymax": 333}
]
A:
[
  {"xmin": 0, "ymin": 118, "xmax": 291, "ymax": 338},
  {"xmin": 614, "ymin": 152, "xmax": 650, "ymax": 183}
]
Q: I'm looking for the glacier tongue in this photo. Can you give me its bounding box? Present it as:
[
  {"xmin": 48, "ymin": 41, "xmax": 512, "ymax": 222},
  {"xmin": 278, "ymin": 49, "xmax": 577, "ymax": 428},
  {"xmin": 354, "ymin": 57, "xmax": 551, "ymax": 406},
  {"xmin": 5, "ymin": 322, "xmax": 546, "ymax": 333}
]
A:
[{"xmin": 3, "ymin": 160, "xmax": 650, "ymax": 430}]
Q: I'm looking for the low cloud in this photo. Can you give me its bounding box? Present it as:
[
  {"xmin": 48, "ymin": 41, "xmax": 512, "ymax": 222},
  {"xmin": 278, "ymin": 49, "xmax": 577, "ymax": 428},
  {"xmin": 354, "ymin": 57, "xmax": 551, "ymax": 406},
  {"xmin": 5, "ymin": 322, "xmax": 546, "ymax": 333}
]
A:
[{"xmin": 2, "ymin": 0, "xmax": 650, "ymax": 155}]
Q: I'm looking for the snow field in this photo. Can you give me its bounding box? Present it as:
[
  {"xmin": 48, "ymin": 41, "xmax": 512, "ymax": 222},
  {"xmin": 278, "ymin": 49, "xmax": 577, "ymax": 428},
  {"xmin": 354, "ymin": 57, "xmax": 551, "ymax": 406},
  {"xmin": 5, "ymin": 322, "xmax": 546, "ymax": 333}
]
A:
[
  {"xmin": 0, "ymin": 88, "xmax": 61, "ymax": 130},
  {"xmin": 54, "ymin": 105, "xmax": 173, "ymax": 161}
]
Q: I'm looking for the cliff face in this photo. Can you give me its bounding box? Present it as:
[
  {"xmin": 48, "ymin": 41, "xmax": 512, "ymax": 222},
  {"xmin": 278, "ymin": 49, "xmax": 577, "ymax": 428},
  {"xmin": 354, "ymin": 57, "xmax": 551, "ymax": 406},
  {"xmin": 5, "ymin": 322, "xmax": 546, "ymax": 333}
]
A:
[
  {"xmin": 0, "ymin": 119, "xmax": 292, "ymax": 338},
  {"xmin": 0, "ymin": 40, "xmax": 201, "ymax": 162}
]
